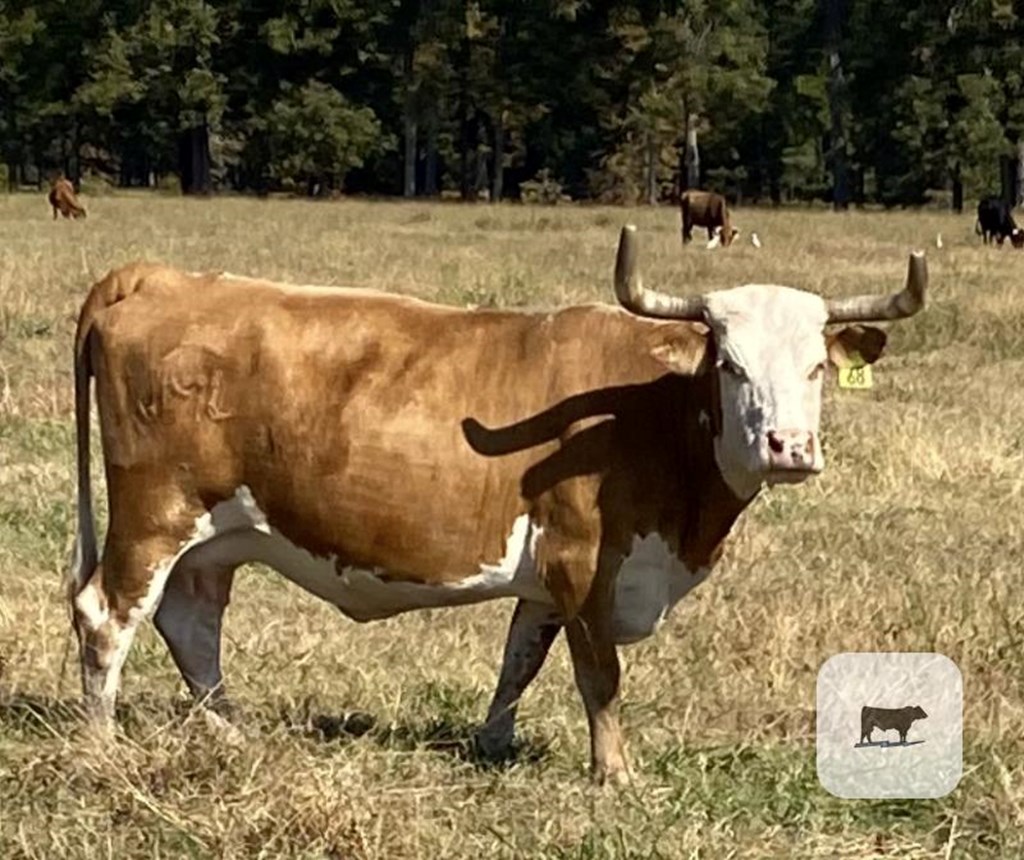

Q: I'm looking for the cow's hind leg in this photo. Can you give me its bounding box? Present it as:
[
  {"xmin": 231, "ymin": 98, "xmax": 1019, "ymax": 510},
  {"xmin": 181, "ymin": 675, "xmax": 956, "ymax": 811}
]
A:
[
  {"xmin": 154, "ymin": 561, "xmax": 236, "ymax": 716},
  {"xmin": 476, "ymin": 600, "xmax": 561, "ymax": 759},
  {"xmin": 73, "ymin": 563, "xmax": 134, "ymax": 728},
  {"xmin": 72, "ymin": 537, "xmax": 177, "ymax": 729}
]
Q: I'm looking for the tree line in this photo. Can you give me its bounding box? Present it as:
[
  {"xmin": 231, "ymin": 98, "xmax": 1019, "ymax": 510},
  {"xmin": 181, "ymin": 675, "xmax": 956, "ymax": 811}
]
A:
[{"xmin": 2, "ymin": 0, "xmax": 1023, "ymax": 208}]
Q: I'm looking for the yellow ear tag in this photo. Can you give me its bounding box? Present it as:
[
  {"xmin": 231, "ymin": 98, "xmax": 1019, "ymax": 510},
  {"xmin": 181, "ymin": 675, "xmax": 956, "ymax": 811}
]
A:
[{"xmin": 836, "ymin": 351, "xmax": 873, "ymax": 390}]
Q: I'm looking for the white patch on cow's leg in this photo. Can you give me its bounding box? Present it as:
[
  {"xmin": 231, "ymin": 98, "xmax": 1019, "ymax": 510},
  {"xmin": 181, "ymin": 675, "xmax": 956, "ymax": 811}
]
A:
[
  {"xmin": 477, "ymin": 600, "xmax": 562, "ymax": 758},
  {"xmin": 72, "ymin": 529, "xmax": 202, "ymax": 728},
  {"xmin": 154, "ymin": 566, "xmax": 234, "ymax": 712},
  {"xmin": 73, "ymin": 572, "xmax": 138, "ymax": 730}
]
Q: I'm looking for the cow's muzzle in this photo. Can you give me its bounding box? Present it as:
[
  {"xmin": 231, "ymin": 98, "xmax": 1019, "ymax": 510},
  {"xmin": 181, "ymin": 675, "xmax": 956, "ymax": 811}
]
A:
[{"xmin": 765, "ymin": 429, "xmax": 821, "ymax": 478}]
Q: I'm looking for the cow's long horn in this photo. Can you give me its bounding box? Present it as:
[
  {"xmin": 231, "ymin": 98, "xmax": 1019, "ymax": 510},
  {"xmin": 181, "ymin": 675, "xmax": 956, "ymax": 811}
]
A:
[
  {"xmin": 614, "ymin": 225, "xmax": 704, "ymax": 320},
  {"xmin": 824, "ymin": 251, "xmax": 928, "ymax": 323}
]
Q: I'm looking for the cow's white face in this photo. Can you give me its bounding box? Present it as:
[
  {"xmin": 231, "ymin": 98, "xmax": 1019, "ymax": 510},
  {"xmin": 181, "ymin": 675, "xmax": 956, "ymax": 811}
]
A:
[{"xmin": 703, "ymin": 285, "xmax": 831, "ymax": 499}]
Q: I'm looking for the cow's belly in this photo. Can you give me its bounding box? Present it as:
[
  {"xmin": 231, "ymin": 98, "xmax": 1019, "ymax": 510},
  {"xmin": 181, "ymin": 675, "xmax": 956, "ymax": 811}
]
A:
[
  {"xmin": 165, "ymin": 487, "xmax": 708, "ymax": 637},
  {"xmin": 172, "ymin": 486, "xmax": 553, "ymax": 622},
  {"xmin": 612, "ymin": 534, "xmax": 710, "ymax": 645}
]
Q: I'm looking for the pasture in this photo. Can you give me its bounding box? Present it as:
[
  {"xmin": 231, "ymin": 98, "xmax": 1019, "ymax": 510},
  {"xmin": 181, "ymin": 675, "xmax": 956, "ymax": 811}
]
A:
[{"xmin": 0, "ymin": 193, "xmax": 1022, "ymax": 858}]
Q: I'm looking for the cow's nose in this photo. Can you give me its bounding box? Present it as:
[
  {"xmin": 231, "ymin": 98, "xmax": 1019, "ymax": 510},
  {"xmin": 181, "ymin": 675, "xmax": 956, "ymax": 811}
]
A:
[{"xmin": 766, "ymin": 429, "xmax": 817, "ymax": 469}]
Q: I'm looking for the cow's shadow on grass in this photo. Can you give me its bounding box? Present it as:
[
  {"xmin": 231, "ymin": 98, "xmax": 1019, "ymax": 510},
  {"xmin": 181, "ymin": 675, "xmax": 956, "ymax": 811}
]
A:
[
  {"xmin": 0, "ymin": 692, "xmax": 227, "ymax": 738},
  {"xmin": 279, "ymin": 704, "xmax": 551, "ymax": 770},
  {"xmin": 0, "ymin": 694, "xmax": 83, "ymax": 737},
  {"xmin": 0, "ymin": 692, "xmax": 551, "ymax": 770}
]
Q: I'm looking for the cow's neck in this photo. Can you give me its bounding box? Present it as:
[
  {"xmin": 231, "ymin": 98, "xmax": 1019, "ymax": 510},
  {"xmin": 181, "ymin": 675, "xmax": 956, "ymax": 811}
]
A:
[{"xmin": 617, "ymin": 373, "xmax": 752, "ymax": 571}]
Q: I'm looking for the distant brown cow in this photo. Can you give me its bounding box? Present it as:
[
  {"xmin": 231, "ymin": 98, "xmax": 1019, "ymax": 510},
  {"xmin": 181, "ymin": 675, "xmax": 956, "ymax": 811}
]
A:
[
  {"xmin": 680, "ymin": 189, "xmax": 737, "ymax": 247},
  {"xmin": 48, "ymin": 177, "xmax": 86, "ymax": 220},
  {"xmin": 860, "ymin": 705, "xmax": 927, "ymax": 744}
]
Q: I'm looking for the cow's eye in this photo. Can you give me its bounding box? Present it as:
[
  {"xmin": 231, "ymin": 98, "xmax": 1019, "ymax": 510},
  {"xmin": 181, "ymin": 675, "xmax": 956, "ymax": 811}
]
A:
[{"xmin": 808, "ymin": 362, "xmax": 827, "ymax": 380}]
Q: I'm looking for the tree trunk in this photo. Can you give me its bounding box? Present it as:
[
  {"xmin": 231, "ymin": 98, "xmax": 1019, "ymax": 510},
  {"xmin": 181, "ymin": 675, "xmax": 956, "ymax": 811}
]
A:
[
  {"xmin": 402, "ymin": 45, "xmax": 417, "ymax": 198},
  {"xmin": 824, "ymin": 0, "xmax": 849, "ymax": 210},
  {"xmin": 645, "ymin": 129, "xmax": 657, "ymax": 205},
  {"xmin": 951, "ymin": 161, "xmax": 963, "ymax": 213},
  {"xmin": 999, "ymin": 154, "xmax": 1015, "ymax": 207},
  {"xmin": 403, "ymin": 113, "xmax": 417, "ymax": 198},
  {"xmin": 458, "ymin": 29, "xmax": 472, "ymax": 201},
  {"xmin": 119, "ymin": 149, "xmax": 132, "ymax": 187},
  {"xmin": 178, "ymin": 121, "xmax": 212, "ymax": 195},
  {"xmin": 682, "ymin": 114, "xmax": 700, "ymax": 192},
  {"xmin": 474, "ymin": 143, "xmax": 489, "ymax": 200},
  {"xmin": 851, "ymin": 166, "xmax": 865, "ymax": 206},
  {"xmin": 1017, "ymin": 140, "xmax": 1024, "ymax": 208},
  {"xmin": 491, "ymin": 110, "xmax": 505, "ymax": 203},
  {"xmin": 425, "ymin": 111, "xmax": 439, "ymax": 197},
  {"xmin": 71, "ymin": 120, "xmax": 81, "ymax": 186}
]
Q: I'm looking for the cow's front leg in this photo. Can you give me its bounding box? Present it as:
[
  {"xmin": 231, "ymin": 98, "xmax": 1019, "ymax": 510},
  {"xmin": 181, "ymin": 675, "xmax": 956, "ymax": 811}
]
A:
[
  {"xmin": 565, "ymin": 570, "xmax": 628, "ymax": 785},
  {"xmin": 476, "ymin": 599, "xmax": 561, "ymax": 759}
]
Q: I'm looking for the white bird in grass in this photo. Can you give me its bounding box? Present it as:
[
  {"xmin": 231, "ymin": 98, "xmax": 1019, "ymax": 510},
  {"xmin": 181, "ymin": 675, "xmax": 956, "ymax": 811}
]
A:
[
  {"xmin": 751, "ymin": 232, "xmax": 762, "ymax": 248},
  {"xmin": 936, "ymin": 233, "xmax": 943, "ymax": 249}
]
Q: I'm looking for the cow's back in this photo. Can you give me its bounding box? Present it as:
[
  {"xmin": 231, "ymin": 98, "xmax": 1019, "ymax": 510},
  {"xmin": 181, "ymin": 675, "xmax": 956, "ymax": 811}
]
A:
[{"xmin": 680, "ymin": 190, "xmax": 727, "ymax": 226}]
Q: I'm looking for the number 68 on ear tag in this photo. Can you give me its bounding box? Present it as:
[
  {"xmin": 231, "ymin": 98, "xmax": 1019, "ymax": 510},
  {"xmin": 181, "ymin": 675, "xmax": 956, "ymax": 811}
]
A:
[{"xmin": 837, "ymin": 364, "xmax": 873, "ymax": 389}]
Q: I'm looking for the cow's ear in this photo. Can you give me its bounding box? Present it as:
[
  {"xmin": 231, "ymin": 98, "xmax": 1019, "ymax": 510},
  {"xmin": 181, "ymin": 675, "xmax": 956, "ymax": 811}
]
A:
[
  {"xmin": 650, "ymin": 330, "xmax": 712, "ymax": 376},
  {"xmin": 827, "ymin": 324, "xmax": 887, "ymax": 368}
]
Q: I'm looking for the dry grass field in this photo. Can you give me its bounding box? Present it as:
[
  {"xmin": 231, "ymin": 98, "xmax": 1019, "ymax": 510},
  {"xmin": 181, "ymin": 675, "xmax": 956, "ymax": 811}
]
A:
[{"xmin": 1, "ymin": 192, "xmax": 1022, "ymax": 858}]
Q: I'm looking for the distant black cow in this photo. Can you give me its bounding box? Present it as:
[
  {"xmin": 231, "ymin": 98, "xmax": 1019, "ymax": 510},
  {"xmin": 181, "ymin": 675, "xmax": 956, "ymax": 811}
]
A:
[
  {"xmin": 860, "ymin": 705, "xmax": 928, "ymax": 744},
  {"xmin": 976, "ymin": 197, "xmax": 1020, "ymax": 246}
]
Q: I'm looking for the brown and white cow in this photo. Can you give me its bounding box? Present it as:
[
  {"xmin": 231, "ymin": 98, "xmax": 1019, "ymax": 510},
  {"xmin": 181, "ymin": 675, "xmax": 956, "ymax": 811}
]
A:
[
  {"xmin": 69, "ymin": 227, "xmax": 926, "ymax": 782},
  {"xmin": 48, "ymin": 176, "xmax": 87, "ymax": 220},
  {"xmin": 680, "ymin": 189, "xmax": 736, "ymax": 246}
]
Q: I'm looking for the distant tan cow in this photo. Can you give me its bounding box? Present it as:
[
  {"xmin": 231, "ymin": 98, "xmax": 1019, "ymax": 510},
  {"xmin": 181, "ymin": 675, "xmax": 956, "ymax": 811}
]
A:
[
  {"xmin": 48, "ymin": 177, "xmax": 86, "ymax": 220},
  {"xmin": 680, "ymin": 189, "xmax": 736, "ymax": 247}
]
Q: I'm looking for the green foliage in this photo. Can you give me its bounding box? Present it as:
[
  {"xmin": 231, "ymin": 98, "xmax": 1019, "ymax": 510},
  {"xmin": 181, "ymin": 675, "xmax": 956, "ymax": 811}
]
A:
[
  {"xmin": 78, "ymin": 170, "xmax": 114, "ymax": 196},
  {"xmin": 257, "ymin": 80, "xmax": 387, "ymax": 191},
  {"xmin": 3, "ymin": 0, "xmax": 1024, "ymax": 203},
  {"xmin": 520, "ymin": 168, "xmax": 564, "ymax": 204},
  {"xmin": 596, "ymin": 1, "xmax": 772, "ymax": 202},
  {"xmin": 949, "ymin": 73, "xmax": 1008, "ymax": 196}
]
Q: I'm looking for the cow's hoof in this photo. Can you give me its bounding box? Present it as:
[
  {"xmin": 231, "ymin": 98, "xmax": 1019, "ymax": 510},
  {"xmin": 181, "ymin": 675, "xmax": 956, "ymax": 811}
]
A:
[
  {"xmin": 201, "ymin": 709, "xmax": 245, "ymax": 747},
  {"xmin": 591, "ymin": 763, "xmax": 631, "ymax": 788},
  {"xmin": 472, "ymin": 729, "xmax": 515, "ymax": 763}
]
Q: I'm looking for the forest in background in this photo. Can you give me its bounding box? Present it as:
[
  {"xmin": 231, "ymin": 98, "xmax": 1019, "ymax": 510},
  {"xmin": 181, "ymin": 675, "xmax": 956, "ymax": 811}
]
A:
[{"xmin": 2, "ymin": 0, "xmax": 1024, "ymax": 208}]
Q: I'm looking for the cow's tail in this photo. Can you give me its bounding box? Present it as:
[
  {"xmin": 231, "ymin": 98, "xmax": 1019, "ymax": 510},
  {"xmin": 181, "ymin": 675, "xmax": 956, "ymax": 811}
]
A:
[
  {"xmin": 68, "ymin": 291, "xmax": 100, "ymax": 603},
  {"xmin": 67, "ymin": 266, "xmax": 152, "ymax": 601}
]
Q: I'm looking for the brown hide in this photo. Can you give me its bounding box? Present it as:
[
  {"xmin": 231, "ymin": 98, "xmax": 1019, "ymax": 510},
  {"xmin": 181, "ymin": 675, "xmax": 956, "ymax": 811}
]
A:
[
  {"xmin": 76, "ymin": 264, "xmax": 743, "ymax": 622},
  {"xmin": 48, "ymin": 177, "xmax": 86, "ymax": 220},
  {"xmin": 680, "ymin": 190, "xmax": 732, "ymax": 245}
]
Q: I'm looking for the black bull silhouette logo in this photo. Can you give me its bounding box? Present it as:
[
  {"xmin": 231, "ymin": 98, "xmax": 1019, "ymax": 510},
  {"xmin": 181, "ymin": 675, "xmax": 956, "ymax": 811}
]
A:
[{"xmin": 859, "ymin": 705, "xmax": 928, "ymax": 745}]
